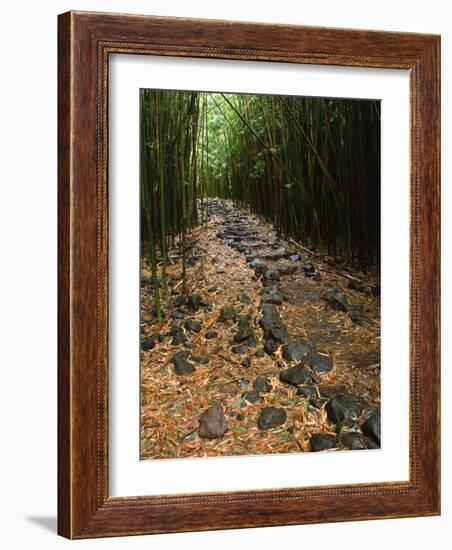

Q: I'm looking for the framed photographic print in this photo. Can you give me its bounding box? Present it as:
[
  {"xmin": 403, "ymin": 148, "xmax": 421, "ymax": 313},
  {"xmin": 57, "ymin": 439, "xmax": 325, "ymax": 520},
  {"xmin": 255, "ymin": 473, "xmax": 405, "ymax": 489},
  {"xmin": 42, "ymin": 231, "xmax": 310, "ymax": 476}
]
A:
[{"xmin": 58, "ymin": 11, "xmax": 440, "ymax": 538}]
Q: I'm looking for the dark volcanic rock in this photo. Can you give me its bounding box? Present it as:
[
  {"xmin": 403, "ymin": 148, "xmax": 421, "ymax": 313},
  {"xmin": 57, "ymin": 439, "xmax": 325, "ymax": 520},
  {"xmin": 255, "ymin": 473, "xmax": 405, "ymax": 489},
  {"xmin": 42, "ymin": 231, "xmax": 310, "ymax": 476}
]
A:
[
  {"xmin": 204, "ymin": 329, "xmax": 218, "ymax": 340},
  {"xmin": 184, "ymin": 319, "xmax": 202, "ymax": 333},
  {"xmin": 231, "ymin": 344, "xmax": 248, "ymax": 354},
  {"xmin": 265, "ymin": 251, "xmax": 287, "ymax": 261},
  {"xmin": 278, "ymin": 264, "xmax": 297, "ymax": 276},
  {"xmin": 302, "ymin": 261, "xmax": 315, "ymax": 275},
  {"xmin": 250, "ymin": 258, "xmax": 268, "ymax": 276},
  {"xmin": 174, "ymin": 294, "xmax": 188, "ymax": 307},
  {"xmin": 264, "ymin": 269, "xmax": 281, "ymax": 282},
  {"xmin": 238, "ymin": 292, "xmax": 251, "ymax": 304},
  {"xmin": 310, "ymin": 433, "xmax": 338, "ymax": 452},
  {"xmin": 362, "ymin": 413, "xmax": 381, "ymax": 445},
  {"xmin": 240, "ymin": 379, "xmax": 249, "ymax": 390},
  {"xmin": 254, "ymin": 377, "xmax": 272, "ymax": 393},
  {"xmin": 326, "ymin": 394, "xmax": 365, "ymax": 425},
  {"xmin": 364, "ymin": 437, "xmax": 380, "ymax": 449},
  {"xmin": 296, "ymin": 385, "xmax": 316, "ymax": 399},
  {"xmin": 141, "ymin": 337, "xmax": 156, "ymax": 351},
  {"xmin": 255, "ymin": 349, "xmax": 265, "ymax": 358},
  {"xmin": 259, "ymin": 304, "xmax": 289, "ymax": 344},
  {"xmin": 258, "ymin": 407, "xmax": 287, "ymax": 429},
  {"xmin": 187, "ymin": 293, "xmax": 202, "ymax": 311},
  {"xmin": 172, "ymin": 309, "xmax": 185, "ymax": 320},
  {"xmin": 264, "ymin": 339, "xmax": 278, "ymax": 354},
  {"xmin": 305, "ymin": 350, "xmax": 333, "ymax": 374},
  {"xmin": 296, "ymin": 386, "xmax": 323, "ymax": 408},
  {"xmin": 171, "ymin": 328, "xmax": 186, "ymax": 345},
  {"xmin": 262, "ymin": 278, "xmax": 278, "ymax": 288},
  {"xmin": 341, "ymin": 433, "xmax": 366, "ymax": 450},
  {"xmin": 248, "ymin": 334, "xmax": 258, "ymax": 347},
  {"xmin": 241, "ymin": 357, "xmax": 251, "ymax": 368},
  {"xmin": 312, "ymin": 272, "xmax": 322, "ymax": 281},
  {"xmin": 242, "ymin": 390, "xmax": 260, "ymax": 404},
  {"xmin": 347, "ymin": 279, "xmax": 365, "ymax": 292},
  {"xmin": 348, "ymin": 310, "xmax": 372, "ymax": 327},
  {"xmin": 170, "ymin": 321, "xmax": 182, "ymax": 332},
  {"xmin": 172, "ymin": 351, "xmax": 195, "ymax": 375},
  {"xmin": 191, "ymin": 355, "xmax": 209, "ymax": 365},
  {"xmin": 262, "ymin": 284, "xmax": 279, "ymax": 295},
  {"xmin": 262, "ymin": 292, "xmax": 283, "ymax": 305},
  {"xmin": 280, "ymin": 365, "xmax": 312, "ymax": 386},
  {"xmin": 322, "ymin": 287, "xmax": 360, "ymax": 312},
  {"xmin": 282, "ymin": 292, "xmax": 292, "ymax": 303},
  {"xmin": 219, "ymin": 303, "xmax": 236, "ymax": 322},
  {"xmin": 282, "ymin": 340, "xmax": 312, "ymax": 362},
  {"xmin": 198, "ymin": 404, "xmax": 228, "ymax": 439},
  {"xmin": 234, "ymin": 315, "xmax": 253, "ymax": 343},
  {"xmin": 317, "ymin": 385, "xmax": 348, "ymax": 400},
  {"xmin": 322, "ymin": 287, "xmax": 349, "ymax": 311}
]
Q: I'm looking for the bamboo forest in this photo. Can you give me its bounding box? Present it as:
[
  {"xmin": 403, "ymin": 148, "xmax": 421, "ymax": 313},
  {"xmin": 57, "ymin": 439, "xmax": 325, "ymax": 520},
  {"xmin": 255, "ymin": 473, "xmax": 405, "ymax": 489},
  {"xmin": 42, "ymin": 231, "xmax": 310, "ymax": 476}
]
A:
[{"xmin": 140, "ymin": 90, "xmax": 381, "ymax": 459}]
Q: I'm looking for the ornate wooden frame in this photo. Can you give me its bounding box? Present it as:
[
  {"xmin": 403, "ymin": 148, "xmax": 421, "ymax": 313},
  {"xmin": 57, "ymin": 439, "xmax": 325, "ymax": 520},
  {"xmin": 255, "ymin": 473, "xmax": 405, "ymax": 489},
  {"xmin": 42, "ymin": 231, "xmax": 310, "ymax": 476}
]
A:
[{"xmin": 58, "ymin": 11, "xmax": 440, "ymax": 538}]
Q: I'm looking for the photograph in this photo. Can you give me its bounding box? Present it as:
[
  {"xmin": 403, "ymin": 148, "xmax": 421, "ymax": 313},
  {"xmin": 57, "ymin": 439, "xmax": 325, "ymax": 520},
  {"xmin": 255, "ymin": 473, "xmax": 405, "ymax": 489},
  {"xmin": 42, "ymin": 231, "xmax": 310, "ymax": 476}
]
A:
[
  {"xmin": 50, "ymin": 5, "xmax": 440, "ymax": 540},
  {"xmin": 139, "ymin": 89, "xmax": 382, "ymax": 459}
]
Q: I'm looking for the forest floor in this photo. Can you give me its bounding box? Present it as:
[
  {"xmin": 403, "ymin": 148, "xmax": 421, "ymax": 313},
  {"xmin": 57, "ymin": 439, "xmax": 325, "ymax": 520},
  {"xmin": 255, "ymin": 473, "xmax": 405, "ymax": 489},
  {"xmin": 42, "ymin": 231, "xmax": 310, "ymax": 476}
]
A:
[{"xmin": 140, "ymin": 199, "xmax": 381, "ymax": 459}]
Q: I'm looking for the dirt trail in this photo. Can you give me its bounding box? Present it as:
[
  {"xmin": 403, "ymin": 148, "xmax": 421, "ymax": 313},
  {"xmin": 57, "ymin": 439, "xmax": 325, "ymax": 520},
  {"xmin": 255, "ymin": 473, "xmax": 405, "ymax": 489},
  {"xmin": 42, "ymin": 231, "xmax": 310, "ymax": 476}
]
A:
[{"xmin": 140, "ymin": 199, "xmax": 381, "ymax": 459}]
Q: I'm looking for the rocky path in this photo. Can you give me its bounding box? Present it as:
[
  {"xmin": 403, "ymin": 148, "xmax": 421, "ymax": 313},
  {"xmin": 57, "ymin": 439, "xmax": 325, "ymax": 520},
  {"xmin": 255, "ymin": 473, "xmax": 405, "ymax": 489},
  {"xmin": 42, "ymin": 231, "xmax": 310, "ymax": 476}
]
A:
[{"xmin": 140, "ymin": 199, "xmax": 381, "ymax": 459}]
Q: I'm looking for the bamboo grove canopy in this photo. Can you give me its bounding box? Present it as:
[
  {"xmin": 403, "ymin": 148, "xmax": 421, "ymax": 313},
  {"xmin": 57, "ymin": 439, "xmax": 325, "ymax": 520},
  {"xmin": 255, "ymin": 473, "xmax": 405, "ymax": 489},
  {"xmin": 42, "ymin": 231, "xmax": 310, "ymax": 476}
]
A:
[{"xmin": 140, "ymin": 89, "xmax": 380, "ymax": 307}]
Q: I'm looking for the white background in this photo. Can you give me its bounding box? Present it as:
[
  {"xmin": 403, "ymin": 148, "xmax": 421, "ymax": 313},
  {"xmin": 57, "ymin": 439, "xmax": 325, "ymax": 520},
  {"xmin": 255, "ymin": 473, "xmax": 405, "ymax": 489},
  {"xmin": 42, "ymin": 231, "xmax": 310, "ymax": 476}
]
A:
[
  {"xmin": 0, "ymin": 1, "xmax": 449, "ymax": 549},
  {"xmin": 110, "ymin": 56, "xmax": 409, "ymax": 496}
]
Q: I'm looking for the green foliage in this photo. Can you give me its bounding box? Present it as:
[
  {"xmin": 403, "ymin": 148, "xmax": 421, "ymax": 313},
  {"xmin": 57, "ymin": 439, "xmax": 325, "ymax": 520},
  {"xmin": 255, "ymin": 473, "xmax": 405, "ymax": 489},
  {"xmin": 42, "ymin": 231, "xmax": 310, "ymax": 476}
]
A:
[
  {"xmin": 140, "ymin": 89, "xmax": 201, "ymax": 304},
  {"xmin": 201, "ymin": 92, "xmax": 380, "ymax": 269},
  {"xmin": 140, "ymin": 89, "xmax": 381, "ymax": 319}
]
